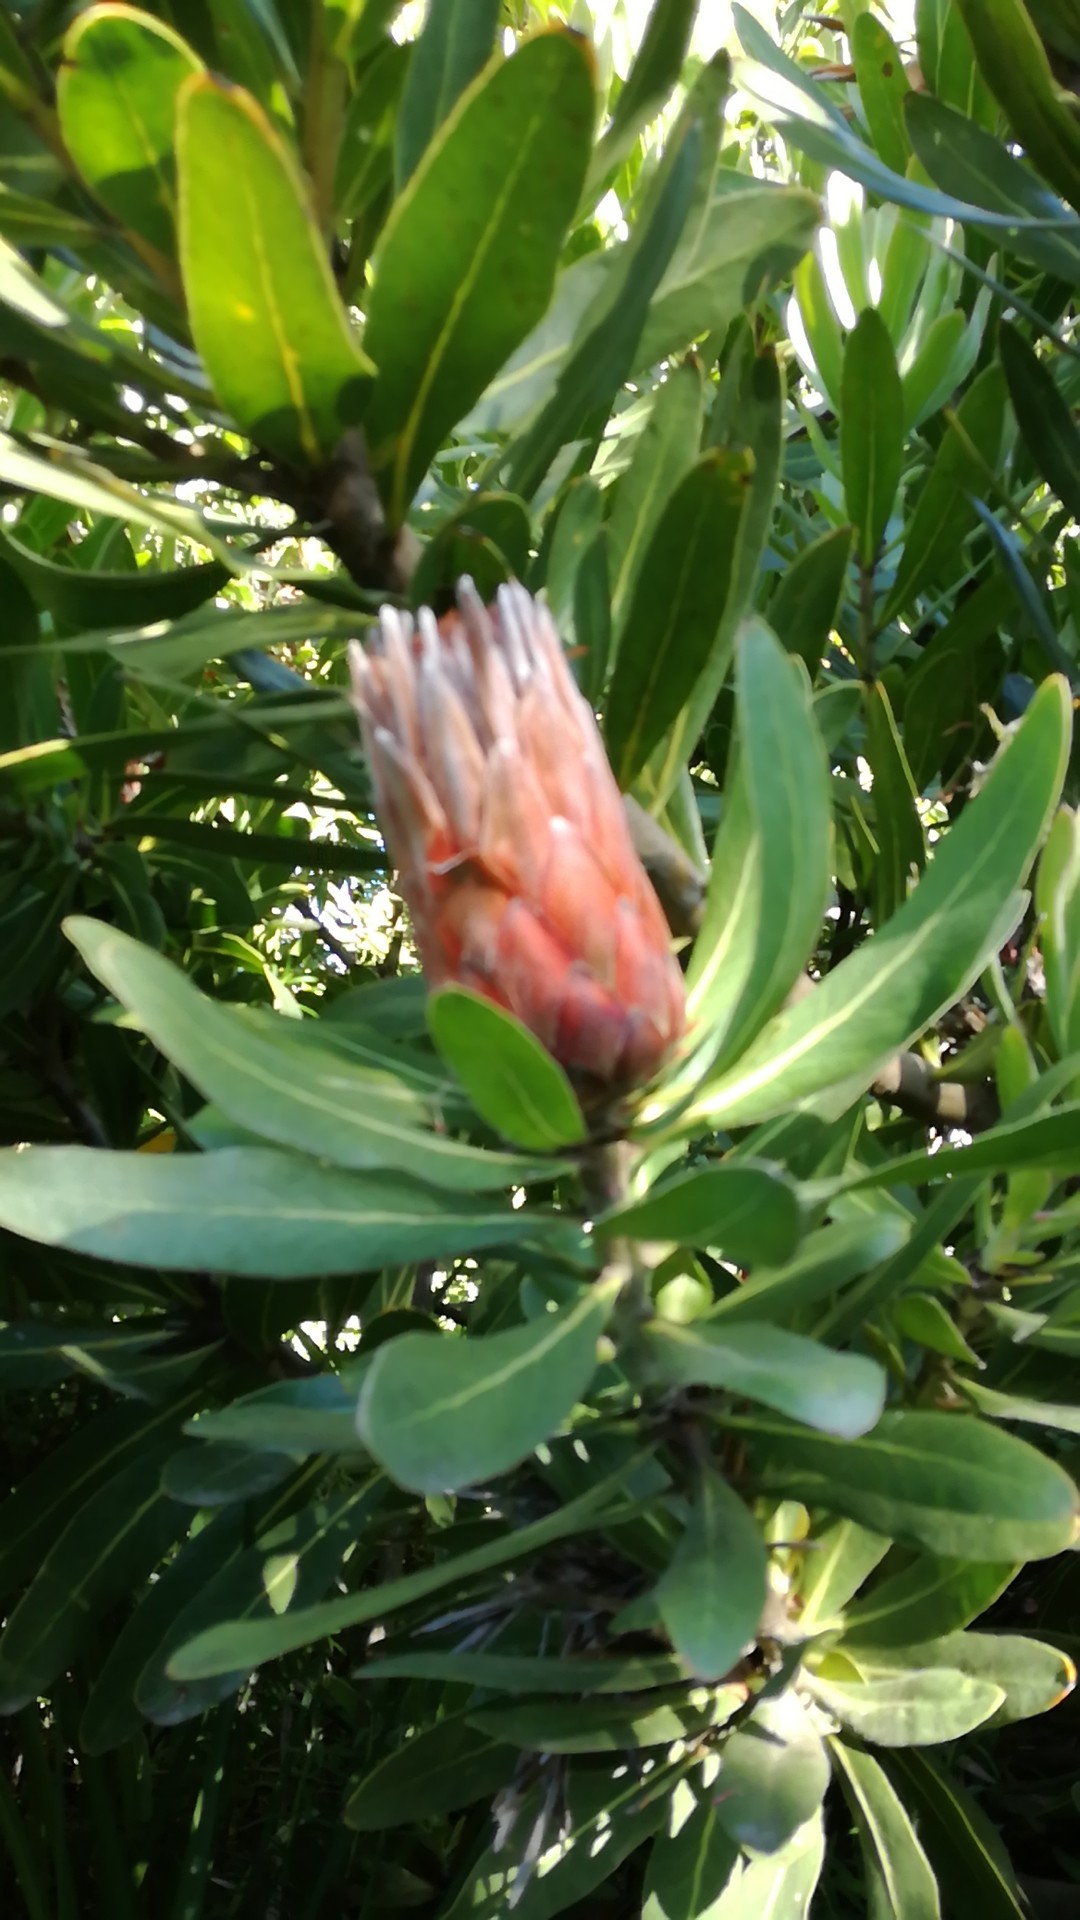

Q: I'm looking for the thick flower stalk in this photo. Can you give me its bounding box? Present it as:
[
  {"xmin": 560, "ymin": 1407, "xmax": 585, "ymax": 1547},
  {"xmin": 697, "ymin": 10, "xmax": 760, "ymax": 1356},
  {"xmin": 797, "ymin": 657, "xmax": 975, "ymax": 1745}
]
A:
[{"xmin": 348, "ymin": 579, "xmax": 685, "ymax": 1104}]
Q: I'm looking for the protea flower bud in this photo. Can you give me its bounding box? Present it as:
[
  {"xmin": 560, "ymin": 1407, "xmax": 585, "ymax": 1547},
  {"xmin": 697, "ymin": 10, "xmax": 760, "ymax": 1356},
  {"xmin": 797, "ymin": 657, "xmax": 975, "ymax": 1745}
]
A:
[{"xmin": 348, "ymin": 579, "xmax": 685, "ymax": 1105}]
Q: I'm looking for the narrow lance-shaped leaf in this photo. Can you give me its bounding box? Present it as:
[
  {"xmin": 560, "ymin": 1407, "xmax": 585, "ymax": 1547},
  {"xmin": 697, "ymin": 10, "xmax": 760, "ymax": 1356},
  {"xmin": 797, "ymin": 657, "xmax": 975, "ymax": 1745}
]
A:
[
  {"xmin": 604, "ymin": 449, "xmax": 751, "ymax": 787},
  {"xmin": 64, "ymin": 917, "xmax": 557, "ymax": 1191},
  {"xmin": 607, "ymin": 360, "xmax": 705, "ymax": 634},
  {"xmin": 829, "ymin": 1740, "xmax": 941, "ymax": 1920},
  {"xmin": 648, "ymin": 352, "xmax": 786, "ymax": 804},
  {"xmin": 177, "ymin": 73, "xmax": 373, "ymax": 466},
  {"xmin": 501, "ymin": 121, "xmax": 701, "ymax": 503},
  {"xmin": 167, "ymin": 1464, "xmax": 636, "ymax": 1680},
  {"xmin": 678, "ymin": 676, "xmax": 1070, "ymax": 1134},
  {"xmin": 999, "ymin": 319, "xmax": 1080, "ymax": 521},
  {"xmin": 394, "ymin": 0, "xmax": 501, "ymax": 188},
  {"xmin": 683, "ymin": 617, "xmax": 831, "ymax": 1077},
  {"xmin": 842, "ymin": 307, "xmax": 903, "ymax": 568},
  {"xmin": 851, "ymin": 13, "xmax": 912, "ymax": 177},
  {"xmin": 0, "ymin": 1145, "xmax": 542, "ymax": 1279},
  {"xmin": 364, "ymin": 29, "xmax": 595, "ymax": 522},
  {"xmin": 953, "ymin": 0, "xmax": 1080, "ymax": 213},
  {"xmin": 58, "ymin": 5, "xmax": 203, "ymax": 259},
  {"xmin": 751, "ymin": 1410, "xmax": 1080, "ymax": 1562}
]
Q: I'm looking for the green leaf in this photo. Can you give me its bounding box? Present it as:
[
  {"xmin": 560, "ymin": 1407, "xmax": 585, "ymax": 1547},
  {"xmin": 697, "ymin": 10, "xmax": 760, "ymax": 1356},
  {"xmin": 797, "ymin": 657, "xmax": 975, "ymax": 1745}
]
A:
[
  {"xmin": 735, "ymin": 7, "xmax": 1070, "ymax": 237},
  {"xmin": 393, "ymin": 0, "xmax": 500, "ymax": 188},
  {"xmin": 0, "ymin": 433, "xmax": 245, "ymax": 573},
  {"xmin": 999, "ymin": 320, "xmax": 1080, "ymax": 521},
  {"xmin": 501, "ymin": 122, "xmax": 700, "ymax": 503},
  {"xmin": 0, "ymin": 525, "xmax": 228, "ymax": 633},
  {"xmin": 961, "ymin": 1376, "xmax": 1080, "ymax": 1437},
  {"xmin": 603, "ymin": 448, "xmax": 750, "ymax": 787},
  {"xmin": 688, "ymin": 1815, "xmax": 824, "ymax": 1920},
  {"xmin": 441, "ymin": 1760, "xmax": 668, "ymax": 1920},
  {"xmin": 357, "ymin": 1282, "xmax": 617, "ymax": 1494},
  {"xmin": 650, "ymin": 354, "xmax": 786, "ymax": 803},
  {"xmin": 905, "ymin": 92, "xmax": 1080, "ymax": 280},
  {"xmin": 0, "ymin": 1393, "xmax": 200, "ymax": 1606},
  {"xmin": 894, "ymin": 1292, "xmax": 981, "ymax": 1367},
  {"xmin": 842, "ymin": 1102, "xmax": 1080, "ymax": 1192},
  {"xmin": 681, "ymin": 675, "xmax": 1070, "ymax": 1133},
  {"xmin": 901, "ymin": 310, "xmax": 969, "ymax": 433},
  {"xmin": 852, "ymin": 14, "xmax": 912, "ymax": 177},
  {"xmin": 0, "ymin": 1445, "xmax": 189, "ymax": 1712},
  {"xmin": 829, "ymin": 1741, "xmax": 941, "ymax": 1920},
  {"xmin": 856, "ymin": 1631, "xmax": 1075, "ymax": 1728},
  {"xmin": 167, "ymin": 1465, "xmax": 635, "ymax": 1679},
  {"xmin": 79, "ymin": 1504, "xmax": 242, "ymax": 1754},
  {"xmin": 639, "ymin": 1321, "xmax": 886, "ymax": 1439},
  {"xmin": 798, "ymin": 1520, "xmax": 891, "ymax": 1631},
  {"xmin": 635, "ymin": 179, "xmax": 820, "ymax": 375},
  {"xmin": 684, "ymin": 616, "xmax": 832, "ymax": 1072},
  {"xmin": 427, "ymin": 986, "xmax": 586, "ymax": 1151},
  {"xmin": 409, "ymin": 490, "xmax": 531, "ymax": 610},
  {"xmin": 643, "ymin": 1792, "xmax": 740, "ymax": 1920},
  {"xmin": 842, "ymin": 308, "xmax": 903, "ymax": 567},
  {"xmin": 709, "ymin": 1216, "xmax": 910, "ymax": 1328},
  {"xmin": 885, "ymin": 363, "xmax": 1007, "ymax": 620},
  {"xmin": 596, "ymin": 1164, "xmax": 801, "ymax": 1268},
  {"xmin": 161, "ymin": 1442, "xmax": 299, "ymax": 1506},
  {"xmin": 864, "ymin": 679, "xmax": 925, "ymax": 928},
  {"xmin": 58, "ymin": 3, "xmax": 202, "ymax": 259},
  {"xmin": 177, "ymin": 74, "xmax": 373, "ymax": 465},
  {"xmin": 588, "ymin": 0, "xmax": 699, "ymax": 189},
  {"xmin": 883, "ymin": 1751, "xmax": 1028, "ymax": 1920},
  {"xmin": 459, "ymin": 251, "xmax": 609, "ymax": 438},
  {"xmin": 185, "ymin": 1374, "xmax": 366, "ymax": 1455},
  {"xmin": 0, "ymin": 1145, "xmax": 537, "ymax": 1278},
  {"xmin": 656, "ymin": 1464, "xmax": 767, "ymax": 1680},
  {"xmin": 954, "ymin": 0, "xmax": 1080, "ymax": 213},
  {"xmin": 840, "ymin": 1556, "xmax": 1017, "ymax": 1649},
  {"xmin": 767, "ymin": 524, "xmax": 854, "ymax": 681},
  {"xmin": 608, "ymin": 361, "xmax": 705, "ymax": 633},
  {"xmin": 360, "ymin": 1649, "xmax": 686, "ymax": 1693},
  {"xmin": 468, "ymin": 1685, "xmax": 735, "ymax": 1753},
  {"xmin": 364, "ymin": 28, "xmax": 594, "ymax": 521},
  {"xmin": 345, "ymin": 1718, "xmax": 516, "ymax": 1830},
  {"xmin": 714, "ymin": 1690, "xmax": 830, "ymax": 1855},
  {"xmin": 809, "ymin": 1668, "xmax": 1003, "ymax": 1746},
  {"xmin": 64, "ymin": 917, "xmax": 554, "ymax": 1190},
  {"xmin": 140, "ymin": 1484, "xmax": 384, "ymax": 1724},
  {"xmin": 751, "ymin": 1410, "xmax": 1080, "ymax": 1561}
]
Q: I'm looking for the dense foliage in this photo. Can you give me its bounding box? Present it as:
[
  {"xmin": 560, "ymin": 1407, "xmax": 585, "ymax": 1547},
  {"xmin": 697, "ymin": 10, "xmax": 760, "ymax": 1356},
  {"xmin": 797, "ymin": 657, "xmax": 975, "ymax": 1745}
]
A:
[{"xmin": 4, "ymin": 0, "xmax": 1080, "ymax": 1914}]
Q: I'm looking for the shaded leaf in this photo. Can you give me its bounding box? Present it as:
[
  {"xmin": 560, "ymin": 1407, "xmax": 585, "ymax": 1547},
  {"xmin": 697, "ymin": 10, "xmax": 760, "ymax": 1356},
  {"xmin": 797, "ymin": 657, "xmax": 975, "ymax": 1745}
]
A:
[
  {"xmin": 597, "ymin": 1163, "xmax": 801, "ymax": 1267},
  {"xmin": 752, "ymin": 1410, "xmax": 1080, "ymax": 1561},
  {"xmin": 656, "ymin": 1464, "xmax": 767, "ymax": 1680},
  {"xmin": 356, "ymin": 1278, "xmax": 617, "ymax": 1493},
  {"xmin": 715, "ymin": 1690, "xmax": 829, "ymax": 1855},
  {"xmin": 346, "ymin": 1718, "xmax": 516, "ymax": 1830}
]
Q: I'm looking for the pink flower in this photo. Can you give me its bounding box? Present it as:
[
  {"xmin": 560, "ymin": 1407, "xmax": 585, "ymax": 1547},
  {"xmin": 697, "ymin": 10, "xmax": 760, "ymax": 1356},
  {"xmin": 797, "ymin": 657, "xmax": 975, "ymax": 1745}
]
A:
[{"xmin": 349, "ymin": 579, "xmax": 685, "ymax": 1105}]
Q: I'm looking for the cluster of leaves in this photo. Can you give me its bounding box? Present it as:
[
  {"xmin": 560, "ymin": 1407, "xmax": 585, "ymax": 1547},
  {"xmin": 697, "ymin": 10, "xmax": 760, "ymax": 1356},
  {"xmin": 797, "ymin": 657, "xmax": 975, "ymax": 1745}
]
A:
[{"xmin": 4, "ymin": 0, "xmax": 1080, "ymax": 1914}]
